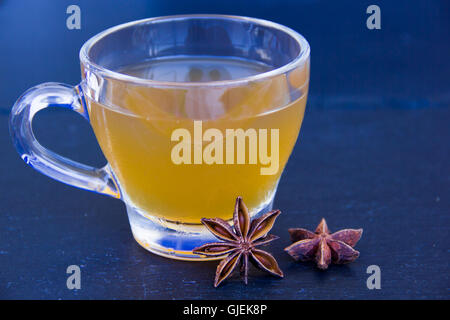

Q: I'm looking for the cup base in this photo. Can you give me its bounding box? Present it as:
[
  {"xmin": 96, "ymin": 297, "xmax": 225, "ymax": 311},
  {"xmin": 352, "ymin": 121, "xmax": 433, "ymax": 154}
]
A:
[{"xmin": 126, "ymin": 195, "xmax": 275, "ymax": 261}]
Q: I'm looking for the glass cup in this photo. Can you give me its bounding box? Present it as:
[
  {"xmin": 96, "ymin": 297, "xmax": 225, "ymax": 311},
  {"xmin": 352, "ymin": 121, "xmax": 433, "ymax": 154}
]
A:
[{"xmin": 10, "ymin": 15, "xmax": 310, "ymax": 260}]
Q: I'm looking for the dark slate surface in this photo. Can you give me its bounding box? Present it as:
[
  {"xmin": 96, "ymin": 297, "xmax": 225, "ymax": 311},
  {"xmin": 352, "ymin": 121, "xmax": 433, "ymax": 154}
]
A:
[{"xmin": 0, "ymin": 0, "xmax": 449, "ymax": 299}]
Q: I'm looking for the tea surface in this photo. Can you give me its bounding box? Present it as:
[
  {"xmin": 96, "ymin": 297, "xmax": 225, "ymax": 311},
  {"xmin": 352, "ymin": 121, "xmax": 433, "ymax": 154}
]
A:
[{"xmin": 120, "ymin": 56, "xmax": 273, "ymax": 82}]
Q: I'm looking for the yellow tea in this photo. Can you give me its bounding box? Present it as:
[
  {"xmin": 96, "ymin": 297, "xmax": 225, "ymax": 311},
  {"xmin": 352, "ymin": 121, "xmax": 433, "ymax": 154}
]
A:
[{"xmin": 87, "ymin": 57, "xmax": 308, "ymax": 224}]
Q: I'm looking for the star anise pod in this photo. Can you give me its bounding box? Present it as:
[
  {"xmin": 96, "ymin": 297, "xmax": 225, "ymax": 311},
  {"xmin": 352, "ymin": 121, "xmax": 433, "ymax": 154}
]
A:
[
  {"xmin": 193, "ymin": 197, "xmax": 284, "ymax": 287},
  {"xmin": 284, "ymin": 218, "xmax": 363, "ymax": 270}
]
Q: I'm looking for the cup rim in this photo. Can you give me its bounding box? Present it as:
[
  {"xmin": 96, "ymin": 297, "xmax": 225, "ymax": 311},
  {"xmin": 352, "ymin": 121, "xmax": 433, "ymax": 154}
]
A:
[{"xmin": 80, "ymin": 14, "xmax": 310, "ymax": 87}]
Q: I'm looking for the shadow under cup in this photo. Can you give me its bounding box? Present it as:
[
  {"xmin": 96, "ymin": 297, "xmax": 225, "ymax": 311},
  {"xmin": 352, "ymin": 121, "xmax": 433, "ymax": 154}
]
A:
[{"xmin": 12, "ymin": 15, "xmax": 310, "ymax": 260}]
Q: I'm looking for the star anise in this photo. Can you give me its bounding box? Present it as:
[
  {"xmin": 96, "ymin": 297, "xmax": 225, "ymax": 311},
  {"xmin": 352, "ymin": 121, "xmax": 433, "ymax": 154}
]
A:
[
  {"xmin": 284, "ymin": 218, "xmax": 363, "ymax": 270},
  {"xmin": 193, "ymin": 197, "xmax": 284, "ymax": 287}
]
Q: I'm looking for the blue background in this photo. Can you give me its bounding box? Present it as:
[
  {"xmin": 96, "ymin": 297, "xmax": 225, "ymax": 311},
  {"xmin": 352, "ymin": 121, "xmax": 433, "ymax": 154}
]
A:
[{"xmin": 0, "ymin": 0, "xmax": 448, "ymax": 299}]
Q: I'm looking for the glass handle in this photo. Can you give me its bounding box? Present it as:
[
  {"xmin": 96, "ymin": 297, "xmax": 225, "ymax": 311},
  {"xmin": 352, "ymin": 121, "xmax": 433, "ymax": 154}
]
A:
[{"xmin": 9, "ymin": 82, "xmax": 120, "ymax": 199}]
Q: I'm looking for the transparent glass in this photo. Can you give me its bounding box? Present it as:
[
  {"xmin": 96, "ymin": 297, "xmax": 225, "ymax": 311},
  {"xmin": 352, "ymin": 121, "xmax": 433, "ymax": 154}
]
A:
[{"xmin": 9, "ymin": 15, "xmax": 310, "ymax": 260}]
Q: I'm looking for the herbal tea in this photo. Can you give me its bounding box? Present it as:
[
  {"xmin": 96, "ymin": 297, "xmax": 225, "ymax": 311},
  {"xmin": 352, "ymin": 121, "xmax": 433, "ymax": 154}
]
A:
[
  {"xmin": 87, "ymin": 56, "xmax": 308, "ymax": 223},
  {"xmin": 11, "ymin": 14, "xmax": 311, "ymax": 260}
]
